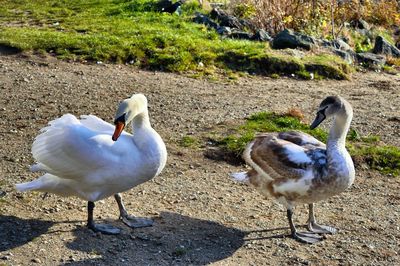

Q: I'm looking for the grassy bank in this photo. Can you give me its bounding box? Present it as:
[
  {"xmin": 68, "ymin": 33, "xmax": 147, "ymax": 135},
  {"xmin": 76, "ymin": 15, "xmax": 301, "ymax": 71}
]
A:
[
  {"xmin": 0, "ymin": 0, "xmax": 350, "ymax": 79},
  {"xmin": 208, "ymin": 111, "xmax": 400, "ymax": 176}
]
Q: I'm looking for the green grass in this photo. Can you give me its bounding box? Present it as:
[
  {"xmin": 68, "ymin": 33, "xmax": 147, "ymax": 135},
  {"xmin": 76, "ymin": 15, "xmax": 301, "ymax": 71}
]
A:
[
  {"xmin": 214, "ymin": 111, "xmax": 400, "ymax": 176},
  {"xmin": 0, "ymin": 0, "xmax": 351, "ymax": 79},
  {"xmin": 217, "ymin": 112, "xmax": 327, "ymax": 156},
  {"xmin": 179, "ymin": 135, "xmax": 200, "ymax": 148},
  {"xmin": 350, "ymin": 145, "xmax": 400, "ymax": 176}
]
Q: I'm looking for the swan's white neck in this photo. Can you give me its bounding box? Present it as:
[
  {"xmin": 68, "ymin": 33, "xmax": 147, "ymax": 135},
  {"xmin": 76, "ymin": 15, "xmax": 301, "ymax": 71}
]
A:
[
  {"xmin": 131, "ymin": 110, "xmax": 151, "ymax": 131},
  {"xmin": 129, "ymin": 109, "xmax": 167, "ymax": 177}
]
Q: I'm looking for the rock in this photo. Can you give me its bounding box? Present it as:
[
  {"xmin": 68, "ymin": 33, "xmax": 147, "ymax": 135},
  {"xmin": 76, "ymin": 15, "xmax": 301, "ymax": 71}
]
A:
[
  {"xmin": 252, "ymin": 29, "xmax": 272, "ymax": 42},
  {"xmin": 160, "ymin": 0, "xmax": 183, "ymax": 14},
  {"xmin": 331, "ymin": 39, "xmax": 352, "ymax": 51},
  {"xmin": 210, "ymin": 8, "xmax": 244, "ymax": 30},
  {"xmin": 332, "ymin": 48, "xmax": 355, "ymax": 64},
  {"xmin": 319, "ymin": 38, "xmax": 351, "ymax": 51},
  {"xmin": 230, "ymin": 30, "xmax": 254, "ymax": 40},
  {"xmin": 157, "ymin": 0, "xmax": 172, "ymax": 11},
  {"xmin": 239, "ymin": 19, "xmax": 258, "ymax": 32},
  {"xmin": 31, "ymin": 258, "xmax": 42, "ymax": 263},
  {"xmin": 351, "ymin": 18, "xmax": 371, "ymax": 31},
  {"xmin": 193, "ymin": 13, "xmax": 219, "ymax": 30},
  {"xmin": 282, "ymin": 49, "xmax": 305, "ymax": 59},
  {"xmin": 356, "ymin": 52, "xmax": 386, "ymax": 68},
  {"xmin": 350, "ymin": 19, "xmax": 372, "ymax": 36},
  {"xmin": 216, "ymin": 26, "xmax": 231, "ymax": 36},
  {"xmin": 373, "ymin": 36, "xmax": 400, "ymax": 58},
  {"xmin": 272, "ymin": 29, "xmax": 316, "ymax": 50}
]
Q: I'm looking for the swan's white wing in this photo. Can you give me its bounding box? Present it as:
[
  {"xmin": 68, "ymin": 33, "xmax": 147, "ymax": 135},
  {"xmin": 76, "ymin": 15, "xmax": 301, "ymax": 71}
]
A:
[
  {"xmin": 32, "ymin": 114, "xmax": 134, "ymax": 180},
  {"xmin": 80, "ymin": 115, "xmax": 131, "ymax": 136}
]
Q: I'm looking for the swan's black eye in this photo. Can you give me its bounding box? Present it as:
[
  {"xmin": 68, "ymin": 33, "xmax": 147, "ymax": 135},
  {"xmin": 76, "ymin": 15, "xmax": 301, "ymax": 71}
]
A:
[{"xmin": 114, "ymin": 113, "xmax": 126, "ymax": 125}]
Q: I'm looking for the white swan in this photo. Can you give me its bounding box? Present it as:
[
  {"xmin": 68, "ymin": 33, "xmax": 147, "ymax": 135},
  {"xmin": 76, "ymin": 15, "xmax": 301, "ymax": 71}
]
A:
[
  {"xmin": 16, "ymin": 93, "xmax": 167, "ymax": 234},
  {"xmin": 231, "ymin": 96, "xmax": 355, "ymax": 244}
]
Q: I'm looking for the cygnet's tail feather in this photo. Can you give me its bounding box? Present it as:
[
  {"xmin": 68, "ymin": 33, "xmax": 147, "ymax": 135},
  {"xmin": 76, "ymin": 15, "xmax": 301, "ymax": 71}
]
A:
[{"xmin": 230, "ymin": 172, "xmax": 250, "ymax": 183}]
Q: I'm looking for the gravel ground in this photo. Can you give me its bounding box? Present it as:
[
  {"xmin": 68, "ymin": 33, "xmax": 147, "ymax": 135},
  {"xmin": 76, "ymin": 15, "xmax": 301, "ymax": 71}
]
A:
[{"xmin": 0, "ymin": 54, "xmax": 399, "ymax": 265}]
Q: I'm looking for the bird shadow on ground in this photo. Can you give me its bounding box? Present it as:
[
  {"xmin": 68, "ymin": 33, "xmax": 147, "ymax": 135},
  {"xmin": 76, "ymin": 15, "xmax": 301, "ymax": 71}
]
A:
[
  {"xmin": 0, "ymin": 215, "xmax": 54, "ymax": 252},
  {"xmin": 62, "ymin": 211, "xmax": 247, "ymax": 265},
  {"xmin": 243, "ymin": 227, "xmax": 290, "ymax": 241}
]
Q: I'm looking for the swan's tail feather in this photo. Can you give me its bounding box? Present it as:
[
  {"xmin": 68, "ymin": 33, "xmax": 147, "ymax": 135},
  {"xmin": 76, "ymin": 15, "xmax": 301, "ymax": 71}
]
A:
[
  {"xmin": 15, "ymin": 174, "xmax": 61, "ymax": 193},
  {"xmin": 15, "ymin": 180, "xmax": 41, "ymax": 192},
  {"xmin": 230, "ymin": 172, "xmax": 250, "ymax": 183},
  {"xmin": 30, "ymin": 163, "xmax": 47, "ymax": 172}
]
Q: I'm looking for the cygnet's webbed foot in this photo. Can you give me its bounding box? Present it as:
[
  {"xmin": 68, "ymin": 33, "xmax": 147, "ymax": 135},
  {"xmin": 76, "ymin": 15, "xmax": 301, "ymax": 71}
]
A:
[
  {"xmin": 292, "ymin": 231, "xmax": 323, "ymax": 244},
  {"xmin": 287, "ymin": 208, "xmax": 323, "ymax": 244},
  {"xmin": 87, "ymin": 222, "xmax": 121, "ymax": 235},
  {"xmin": 308, "ymin": 222, "xmax": 337, "ymax": 234},
  {"xmin": 120, "ymin": 214, "xmax": 154, "ymax": 228}
]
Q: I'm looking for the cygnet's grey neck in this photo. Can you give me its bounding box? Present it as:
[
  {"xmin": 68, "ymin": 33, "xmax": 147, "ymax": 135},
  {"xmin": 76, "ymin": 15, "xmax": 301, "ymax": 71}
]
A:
[{"xmin": 327, "ymin": 103, "xmax": 353, "ymax": 148}]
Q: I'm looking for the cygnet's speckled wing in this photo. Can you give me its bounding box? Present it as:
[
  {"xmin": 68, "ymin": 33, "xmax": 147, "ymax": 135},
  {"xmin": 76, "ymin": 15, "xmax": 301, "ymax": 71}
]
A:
[{"xmin": 244, "ymin": 131, "xmax": 327, "ymax": 181}]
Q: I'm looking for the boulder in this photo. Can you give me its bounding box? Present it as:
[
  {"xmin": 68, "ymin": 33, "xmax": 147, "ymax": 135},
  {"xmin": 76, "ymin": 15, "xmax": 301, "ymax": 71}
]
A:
[
  {"xmin": 216, "ymin": 26, "xmax": 231, "ymax": 36},
  {"xmin": 332, "ymin": 49, "xmax": 355, "ymax": 64},
  {"xmin": 272, "ymin": 29, "xmax": 316, "ymax": 50},
  {"xmin": 351, "ymin": 18, "xmax": 371, "ymax": 31},
  {"xmin": 356, "ymin": 52, "xmax": 386, "ymax": 68},
  {"xmin": 252, "ymin": 29, "xmax": 272, "ymax": 42},
  {"xmin": 373, "ymin": 36, "xmax": 400, "ymax": 58},
  {"xmin": 319, "ymin": 38, "xmax": 352, "ymax": 51},
  {"xmin": 350, "ymin": 19, "xmax": 372, "ymax": 36},
  {"xmin": 193, "ymin": 12, "xmax": 219, "ymax": 30},
  {"xmin": 210, "ymin": 8, "xmax": 244, "ymax": 30},
  {"xmin": 331, "ymin": 39, "xmax": 352, "ymax": 51},
  {"xmin": 239, "ymin": 19, "xmax": 258, "ymax": 32},
  {"xmin": 157, "ymin": 0, "xmax": 173, "ymax": 11},
  {"xmin": 230, "ymin": 31, "xmax": 254, "ymax": 40}
]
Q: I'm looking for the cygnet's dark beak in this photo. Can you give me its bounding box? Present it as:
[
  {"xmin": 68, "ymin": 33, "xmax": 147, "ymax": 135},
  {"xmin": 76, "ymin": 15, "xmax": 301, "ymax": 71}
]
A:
[{"xmin": 310, "ymin": 110, "xmax": 326, "ymax": 129}]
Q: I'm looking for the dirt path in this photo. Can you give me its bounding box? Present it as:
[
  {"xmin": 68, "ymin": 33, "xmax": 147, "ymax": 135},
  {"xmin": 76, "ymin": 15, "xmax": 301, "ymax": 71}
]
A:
[{"xmin": 0, "ymin": 54, "xmax": 399, "ymax": 265}]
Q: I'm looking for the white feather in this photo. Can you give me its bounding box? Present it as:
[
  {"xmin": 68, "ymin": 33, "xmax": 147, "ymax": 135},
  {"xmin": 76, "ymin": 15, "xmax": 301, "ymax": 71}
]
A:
[
  {"xmin": 284, "ymin": 144, "xmax": 312, "ymax": 165},
  {"xmin": 230, "ymin": 172, "xmax": 249, "ymax": 183}
]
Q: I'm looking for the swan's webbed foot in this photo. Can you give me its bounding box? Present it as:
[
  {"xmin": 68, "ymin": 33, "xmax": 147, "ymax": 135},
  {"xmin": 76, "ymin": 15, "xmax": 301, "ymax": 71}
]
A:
[
  {"xmin": 114, "ymin": 193, "xmax": 154, "ymax": 228},
  {"xmin": 87, "ymin": 201, "xmax": 121, "ymax": 235},
  {"xmin": 292, "ymin": 231, "xmax": 323, "ymax": 244},
  {"xmin": 308, "ymin": 222, "xmax": 337, "ymax": 234},
  {"xmin": 120, "ymin": 215, "xmax": 154, "ymax": 228},
  {"xmin": 87, "ymin": 222, "xmax": 121, "ymax": 235}
]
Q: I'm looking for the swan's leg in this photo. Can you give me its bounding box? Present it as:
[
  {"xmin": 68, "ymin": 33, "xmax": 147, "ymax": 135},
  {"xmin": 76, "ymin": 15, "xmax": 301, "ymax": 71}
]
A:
[
  {"xmin": 87, "ymin": 201, "xmax": 121, "ymax": 235},
  {"xmin": 114, "ymin": 194, "xmax": 153, "ymax": 228},
  {"xmin": 287, "ymin": 208, "xmax": 322, "ymax": 244},
  {"xmin": 307, "ymin": 203, "xmax": 337, "ymax": 234}
]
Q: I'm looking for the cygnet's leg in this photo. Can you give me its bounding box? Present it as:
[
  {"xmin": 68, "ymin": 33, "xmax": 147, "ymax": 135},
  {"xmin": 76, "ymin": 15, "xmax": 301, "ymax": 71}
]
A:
[
  {"xmin": 307, "ymin": 203, "xmax": 337, "ymax": 234},
  {"xmin": 287, "ymin": 208, "xmax": 323, "ymax": 244},
  {"xmin": 114, "ymin": 193, "xmax": 154, "ymax": 228},
  {"xmin": 87, "ymin": 201, "xmax": 121, "ymax": 235}
]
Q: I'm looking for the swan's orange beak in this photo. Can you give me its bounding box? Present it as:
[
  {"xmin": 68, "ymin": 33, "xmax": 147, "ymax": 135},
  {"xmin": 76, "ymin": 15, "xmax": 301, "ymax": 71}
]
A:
[{"xmin": 112, "ymin": 121, "xmax": 125, "ymax": 141}]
